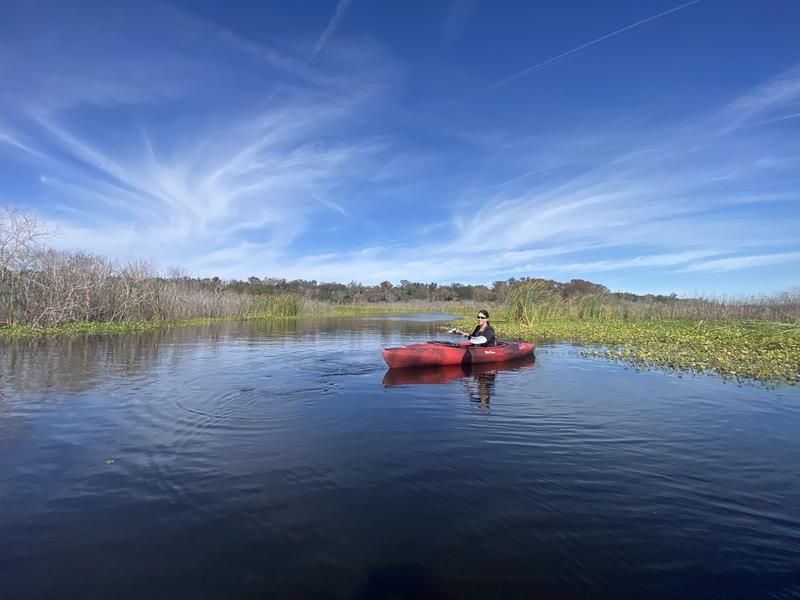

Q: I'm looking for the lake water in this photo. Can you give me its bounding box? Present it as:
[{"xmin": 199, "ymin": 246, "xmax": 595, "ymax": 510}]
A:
[{"xmin": 1, "ymin": 315, "xmax": 799, "ymax": 599}]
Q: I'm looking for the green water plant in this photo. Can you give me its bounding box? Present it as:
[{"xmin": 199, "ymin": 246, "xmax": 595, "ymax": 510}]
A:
[
  {"xmin": 248, "ymin": 293, "xmax": 302, "ymax": 317},
  {"xmin": 449, "ymin": 313, "xmax": 800, "ymax": 385}
]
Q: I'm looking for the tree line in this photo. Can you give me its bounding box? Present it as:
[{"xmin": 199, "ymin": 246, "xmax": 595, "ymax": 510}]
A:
[
  {"xmin": 2, "ymin": 205, "xmax": 796, "ymax": 325},
  {"xmin": 221, "ymin": 275, "xmax": 647, "ymax": 305}
]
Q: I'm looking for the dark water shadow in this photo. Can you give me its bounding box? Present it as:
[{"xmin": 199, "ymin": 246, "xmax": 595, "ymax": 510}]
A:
[{"xmin": 353, "ymin": 564, "xmax": 450, "ymax": 599}]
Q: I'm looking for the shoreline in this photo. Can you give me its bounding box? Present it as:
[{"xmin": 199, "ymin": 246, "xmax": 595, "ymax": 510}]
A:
[
  {"xmin": 0, "ymin": 304, "xmax": 480, "ymax": 338},
  {"xmin": 2, "ymin": 310, "xmax": 797, "ymax": 385}
]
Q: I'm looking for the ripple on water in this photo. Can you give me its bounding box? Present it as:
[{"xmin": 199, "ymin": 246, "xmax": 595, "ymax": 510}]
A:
[{"xmin": 2, "ymin": 322, "xmax": 800, "ymax": 599}]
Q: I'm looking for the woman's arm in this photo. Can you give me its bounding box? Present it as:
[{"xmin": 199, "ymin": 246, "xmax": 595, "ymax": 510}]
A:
[
  {"xmin": 448, "ymin": 328, "xmax": 487, "ymax": 344},
  {"xmin": 483, "ymin": 325, "xmax": 497, "ymax": 346}
]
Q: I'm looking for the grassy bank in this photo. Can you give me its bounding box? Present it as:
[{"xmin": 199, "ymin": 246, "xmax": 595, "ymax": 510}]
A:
[
  {"xmin": 506, "ymin": 280, "xmax": 799, "ymax": 323},
  {"xmin": 0, "ymin": 317, "xmax": 228, "ymax": 338},
  {"xmin": 5, "ymin": 296, "xmax": 798, "ymax": 385},
  {"xmin": 0, "ymin": 295, "xmax": 303, "ymax": 338},
  {"xmin": 0, "ymin": 300, "xmax": 475, "ymax": 338},
  {"xmin": 451, "ymin": 315, "xmax": 800, "ymax": 384},
  {"xmin": 0, "ymin": 313, "xmax": 300, "ymax": 338},
  {"xmin": 302, "ymin": 301, "xmax": 482, "ymax": 317}
]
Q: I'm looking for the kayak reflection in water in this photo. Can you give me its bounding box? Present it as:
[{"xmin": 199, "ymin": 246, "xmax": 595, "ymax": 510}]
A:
[
  {"xmin": 382, "ymin": 356, "xmax": 534, "ymax": 406},
  {"xmin": 466, "ymin": 371, "xmax": 496, "ymax": 405}
]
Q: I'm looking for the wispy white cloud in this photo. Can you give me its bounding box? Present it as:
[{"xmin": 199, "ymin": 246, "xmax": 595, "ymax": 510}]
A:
[
  {"xmin": 1, "ymin": 2, "xmax": 396, "ymax": 276},
  {"xmin": 307, "ymin": 0, "xmax": 354, "ymax": 65},
  {"xmin": 370, "ymin": 150, "xmax": 443, "ymax": 182},
  {"xmin": 258, "ymin": 63, "xmax": 799, "ymax": 287},
  {"xmin": 0, "ymin": 131, "xmax": 46, "ymax": 159},
  {"xmin": 443, "ymin": 0, "xmax": 479, "ymax": 43},
  {"xmin": 681, "ymin": 252, "xmax": 800, "ymax": 273},
  {"xmin": 719, "ymin": 65, "xmax": 800, "ymax": 133},
  {"xmin": 34, "ymin": 102, "xmax": 381, "ymax": 253},
  {"xmin": 312, "ymin": 193, "xmax": 350, "ymax": 218},
  {"xmin": 476, "ymin": 0, "xmax": 704, "ymax": 94},
  {"xmin": 553, "ymin": 250, "xmax": 726, "ymax": 274},
  {"xmin": 1, "ymin": 2, "xmax": 798, "ymax": 295}
]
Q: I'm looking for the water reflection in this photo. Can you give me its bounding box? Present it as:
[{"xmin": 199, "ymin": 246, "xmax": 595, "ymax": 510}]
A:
[
  {"xmin": 467, "ymin": 370, "xmax": 496, "ymax": 405},
  {"xmin": 382, "ymin": 355, "xmax": 535, "ymax": 404},
  {"xmin": 3, "ymin": 317, "xmax": 800, "ymax": 598},
  {"xmin": 0, "ymin": 330, "xmax": 166, "ymax": 398},
  {"xmin": 0, "ymin": 315, "xmax": 449, "ymax": 401}
]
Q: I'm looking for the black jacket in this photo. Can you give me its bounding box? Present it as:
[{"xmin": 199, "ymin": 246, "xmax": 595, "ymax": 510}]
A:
[{"xmin": 470, "ymin": 323, "xmax": 497, "ymax": 347}]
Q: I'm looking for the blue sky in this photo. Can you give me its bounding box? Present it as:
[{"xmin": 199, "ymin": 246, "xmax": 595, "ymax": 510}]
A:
[{"xmin": 1, "ymin": 0, "xmax": 798, "ymax": 295}]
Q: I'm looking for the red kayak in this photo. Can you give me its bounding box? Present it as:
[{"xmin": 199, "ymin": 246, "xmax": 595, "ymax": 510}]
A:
[{"xmin": 382, "ymin": 339, "xmax": 535, "ymax": 369}]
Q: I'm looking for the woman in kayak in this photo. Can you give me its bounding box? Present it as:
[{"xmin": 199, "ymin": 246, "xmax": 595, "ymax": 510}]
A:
[{"xmin": 450, "ymin": 310, "xmax": 497, "ymax": 346}]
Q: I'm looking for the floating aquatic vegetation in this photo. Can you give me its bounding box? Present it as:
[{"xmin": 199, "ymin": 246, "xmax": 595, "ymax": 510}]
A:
[{"xmin": 450, "ymin": 315, "xmax": 800, "ymax": 385}]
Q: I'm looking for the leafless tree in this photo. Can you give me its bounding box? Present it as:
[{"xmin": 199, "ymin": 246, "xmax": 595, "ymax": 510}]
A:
[{"xmin": 0, "ymin": 206, "xmax": 50, "ymax": 324}]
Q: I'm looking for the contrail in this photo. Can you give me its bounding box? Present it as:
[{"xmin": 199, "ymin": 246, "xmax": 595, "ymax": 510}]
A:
[
  {"xmin": 477, "ymin": 0, "xmax": 703, "ymax": 94},
  {"xmin": 306, "ymin": 0, "xmax": 354, "ymax": 65}
]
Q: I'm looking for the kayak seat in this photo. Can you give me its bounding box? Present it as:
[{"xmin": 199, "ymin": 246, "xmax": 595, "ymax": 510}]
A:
[{"xmin": 427, "ymin": 340, "xmax": 510, "ymax": 348}]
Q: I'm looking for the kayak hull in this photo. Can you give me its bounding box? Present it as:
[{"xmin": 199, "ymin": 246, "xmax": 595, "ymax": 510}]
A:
[
  {"xmin": 382, "ymin": 340, "xmax": 535, "ymax": 369},
  {"xmin": 382, "ymin": 355, "xmax": 536, "ymax": 386}
]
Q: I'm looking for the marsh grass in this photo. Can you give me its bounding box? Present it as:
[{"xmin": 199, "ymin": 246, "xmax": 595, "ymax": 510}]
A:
[
  {"xmin": 483, "ymin": 281, "xmax": 800, "ymax": 383},
  {"xmin": 450, "ymin": 309, "xmax": 800, "ymax": 384},
  {"xmin": 497, "ymin": 281, "xmax": 800, "ymax": 383},
  {"xmin": 300, "ymin": 300, "xmax": 484, "ymax": 317},
  {"xmin": 506, "ymin": 281, "xmax": 800, "ymax": 324},
  {"xmin": 1, "ymin": 294, "xmax": 302, "ymax": 337},
  {"xmin": 249, "ymin": 294, "xmax": 302, "ymax": 317},
  {"xmin": 0, "ymin": 298, "xmax": 473, "ymax": 338},
  {"xmin": 0, "ymin": 317, "xmax": 224, "ymax": 338}
]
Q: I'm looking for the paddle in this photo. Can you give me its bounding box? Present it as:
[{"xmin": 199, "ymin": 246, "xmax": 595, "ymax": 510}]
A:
[{"xmin": 445, "ymin": 327, "xmax": 487, "ymax": 346}]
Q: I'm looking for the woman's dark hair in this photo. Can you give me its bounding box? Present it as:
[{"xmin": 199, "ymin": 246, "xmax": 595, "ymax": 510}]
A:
[{"xmin": 478, "ymin": 309, "xmax": 489, "ymax": 319}]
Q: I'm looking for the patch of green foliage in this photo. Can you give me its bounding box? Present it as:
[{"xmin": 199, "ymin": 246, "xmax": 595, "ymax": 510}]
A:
[
  {"xmin": 0, "ymin": 294, "xmax": 303, "ymax": 338},
  {"xmin": 248, "ymin": 293, "xmax": 302, "ymax": 317},
  {"xmin": 450, "ymin": 315, "xmax": 800, "ymax": 385},
  {"xmin": 306, "ymin": 303, "xmax": 481, "ymax": 317},
  {"xmin": 0, "ymin": 318, "xmax": 214, "ymax": 338},
  {"xmin": 0, "ymin": 298, "xmax": 471, "ymax": 338}
]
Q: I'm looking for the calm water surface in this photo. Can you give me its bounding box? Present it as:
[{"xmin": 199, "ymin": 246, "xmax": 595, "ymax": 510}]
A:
[{"xmin": 1, "ymin": 316, "xmax": 799, "ymax": 599}]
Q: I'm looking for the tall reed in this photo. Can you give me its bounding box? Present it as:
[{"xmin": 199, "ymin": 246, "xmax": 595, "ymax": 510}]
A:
[
  {"xmin": 0, "ymin": 248, "xmax": 301, "ymax": 326},
  {"xmin": 506, "ymin": 281, "xmax": 800, "ymax": 324},
  {"xmin": 248, "ymin": 294, "xmax": 301, "ymax": 317}
]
